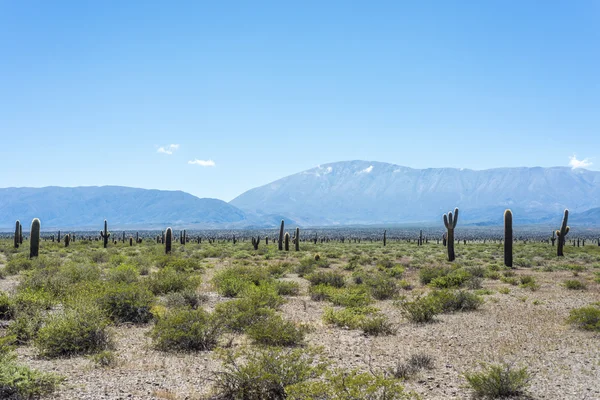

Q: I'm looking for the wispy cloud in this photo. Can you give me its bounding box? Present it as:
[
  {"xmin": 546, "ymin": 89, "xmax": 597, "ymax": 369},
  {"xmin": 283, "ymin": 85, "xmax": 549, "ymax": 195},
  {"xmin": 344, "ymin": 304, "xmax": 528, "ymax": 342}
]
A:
[
  {"xmin": 157, "ymin": 144, "xmax": 180, "ymax": 155},
  {"xmin": 188, "ymin": 159, "xmax": 216, "ymax": 167},
  {"xmin": 569, "ymin": 155, "xmax": 592, "ymax": 169}
]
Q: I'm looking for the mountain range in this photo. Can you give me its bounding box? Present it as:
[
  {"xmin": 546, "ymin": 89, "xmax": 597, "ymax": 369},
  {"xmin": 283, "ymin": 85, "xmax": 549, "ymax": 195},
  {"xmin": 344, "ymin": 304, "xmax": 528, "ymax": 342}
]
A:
[{"xmin": 2, "ymin": 161, "xmax": 600, "ymax": 229}]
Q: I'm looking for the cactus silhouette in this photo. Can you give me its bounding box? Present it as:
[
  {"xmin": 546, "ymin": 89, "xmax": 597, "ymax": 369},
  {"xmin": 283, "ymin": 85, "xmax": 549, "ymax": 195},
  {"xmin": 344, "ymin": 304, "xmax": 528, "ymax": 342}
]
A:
[
  {"xmin": 278, "ymin": 220, "xmax": 284, "ymax": 251},
  {"xmin": 556, "ymin": 209, "xmax": 569, "ymax": 257},
  {"xmin": 100, "ymin": 220, "xmax": 110, "ymax": 248},
  {"xmin": 504, "ymin": 209, "xmax": 513, "ymax": 267},
  {"xmin": 284, "ymin": 232, "xmax": 290, "ymax": 251},
  {"xmin": 30, "ymin": 218, "xmax": 40, "ymax": 258},
  {"xmin": 14, "ymin": 220, "xmax": 20, "ymax": 248},
  {"xmin": 443, "ymin": 208, "xmax": 459, "ymax": 261},
  {"xmin": 165, "ymin": 227, "xmax": 173, "ymax": 254},
  {"xmin": 295, "ymin": 227, "xmax": 300, "ymax": 251}
]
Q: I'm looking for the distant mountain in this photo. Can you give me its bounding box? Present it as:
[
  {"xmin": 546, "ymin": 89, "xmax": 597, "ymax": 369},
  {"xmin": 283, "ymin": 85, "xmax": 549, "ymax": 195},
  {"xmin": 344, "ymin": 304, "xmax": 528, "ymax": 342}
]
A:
[
  {"xmin": 571, "ymin": 207, "xmax": 600, "ymax": 226},
  {"xmin": 0, "ymin": 186, "xmax": 281, "ymax": 230},
  {"xmin": 230, "ymin": 161, "xmax": 600, "ymax": 226}
]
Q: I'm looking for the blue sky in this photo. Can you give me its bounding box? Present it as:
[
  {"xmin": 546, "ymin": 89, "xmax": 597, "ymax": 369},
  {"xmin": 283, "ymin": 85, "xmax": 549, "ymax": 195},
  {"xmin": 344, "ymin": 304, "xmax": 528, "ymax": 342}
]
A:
[{"xmin": 1, "ymin": 1, "xmax": 598, "ymax": 201}]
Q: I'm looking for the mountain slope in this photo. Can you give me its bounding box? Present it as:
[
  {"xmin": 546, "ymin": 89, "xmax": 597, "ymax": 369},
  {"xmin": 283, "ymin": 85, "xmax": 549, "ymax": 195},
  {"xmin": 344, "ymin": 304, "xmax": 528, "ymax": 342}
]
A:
[
  {"xmin": 230, "ymin": 161, "xmax": 600, "ymax": 225},
  {"xmin": 0, "ymin": 186, "xmax": 252, "ymax": 229}
]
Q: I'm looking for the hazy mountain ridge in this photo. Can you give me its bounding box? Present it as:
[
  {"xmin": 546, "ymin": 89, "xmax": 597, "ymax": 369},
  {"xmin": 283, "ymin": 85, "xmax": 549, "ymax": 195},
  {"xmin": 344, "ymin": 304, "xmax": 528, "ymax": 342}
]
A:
[
  {"xmin": 0, "ymin": 186, "xmax": 257, "ymax": 229},
  {"xmin": 230, "ymin": 161, "xmax": 600, "ymax": 226}
]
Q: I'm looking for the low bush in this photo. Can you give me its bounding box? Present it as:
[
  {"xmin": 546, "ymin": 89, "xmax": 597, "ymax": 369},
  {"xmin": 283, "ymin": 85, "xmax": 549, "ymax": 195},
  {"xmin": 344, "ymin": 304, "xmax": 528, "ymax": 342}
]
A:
[
  {"xmin": 246, "ymin": 314, "xmax": 307, "ymax": 346},
  {"xmin": 323, "ymin": 306, "xmax": 393, "ymax": 335},
  {"xmin": 429, "ymin": 268, "xmax": 471, "ymax": 289},
  {"xmin": 389, "ymin": 353, "xmax": 435, "ymax": 379},
  {"xmin": 275, "ymin": 281, "xmax": 301, "ymax": 296},
  {"xmin": 212, "ymin": 265, "xmax": 271, "ymax": 297},
  {"xmin": 464, "ymin": 362, "xmax": 531, "ymax": 398},
  {"xmin": 149, "ymin": 308, "xmax": 223, "ymax": 352},
  {"xmin": 397, "ymin": 296, "xmax": 439, "ymax": 323},
  {"xmin": 0, "ymin": 358, "xmax": 63, "ymax": 399},
  {"xmin": 106, "ymin": 264, "xmax": 139, "ymax": 284},
  {"xmin": 567, "ymin": 305, "xmax": 600, "ymax": 332},
  {"xmin": 364, "ymin": 273, "xmax": 398, "ymax": 300},
  {"xmin": 34, "ymin": 305, "xmax": 111, "ymax": 358},
  {"xmin": 164, "ymin": 289, "xmax": 205, "ymax": 309},
  {"xmin": 145, "ymin": 268, "xmax": 201, "ymax": 295},
  {"xmin": 563, "ymin": 280, "xmax": 587, "ymax": 290},
  {"xmin": 97, "ymin": 283, "xmax": 154, "ymax": 323},
  {"xmin": 305, "ymin": 271, "xmax": 345, "ymax": 288},
  {"xmin": 428, "ymin": 290, "xmax": 483, "ymax": 313}
]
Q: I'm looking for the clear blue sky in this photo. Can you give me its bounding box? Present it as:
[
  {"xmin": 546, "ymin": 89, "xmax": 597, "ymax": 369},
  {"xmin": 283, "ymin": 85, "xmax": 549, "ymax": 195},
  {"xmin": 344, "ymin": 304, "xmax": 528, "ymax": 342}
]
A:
[{"xmin": 1, "ymin": 1, "xmax": 598, "ymax": 201}]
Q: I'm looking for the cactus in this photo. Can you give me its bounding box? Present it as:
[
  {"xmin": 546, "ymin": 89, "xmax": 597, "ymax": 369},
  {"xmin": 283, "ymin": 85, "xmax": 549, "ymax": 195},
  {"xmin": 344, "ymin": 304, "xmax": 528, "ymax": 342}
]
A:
[
  {"xmin": 504, "ymin": 209, "xmax": 513, "ymax": 268},
  {"xmin": 265, "ymin": 236, "xmax": 268, "ymax": 245},
  {"xmin": 14, "ymin": 220, "xmax": 20, "ymax": 248},
  {"xmin": 122, "ymin": 231, "xmax": 125, "ymax": 243},
  {"xmin": 295, "ymin": 227, "xmax": 300, "ymax": 251},
  {"xmin": 284, "ymin": 232, "xmax": 290, "ymax": 251},
  {"xmin": 556, "ymin": 209, "xmax": 569, "ymax": 257},
  {"xmin": 165, "ymin": 227, "xmax": 173, "ymax": 254},
  {"xmin": 19, "ymin": 224, "xmax": 22, "ymax": 245},
  {"xmin": 233, "ymin": 235, "xmax": 237, "ymax": 245},
  {"xmin": 383, "ymin": 230, "xmax": 386, "ymax": 247},
  {"xmin": 58, "ymin": 230, "xmax": 61, "ymax": 243},
  {"xmin": 443, "ymin": 208, "xmax": 459, "ymax": 261},
  {"xmin": 30, "ymin": 218, "xmax": 40, "ymax": 258},
  {"xmin": 278, "ymin": 220, "xmax": 284, "ymax": 251},
  {"xmin": 100, "ymin": 220, "xmax": 110, "ymax": 248},
  {"xmin": 551, "ymin": 231, "xmax": 556, "ymax": 246},
  {"xmin": 130, "ymin": 237, "xmax": 133, "ymax": 246},
  {"xmin": 64, "ymin": 234, "xmax": 70, "ymax": 247},
  {"xmin": 252, "ymin": 236, "xmax": 260, "ymax": 250},
  {"xmin": 136, "ymin": 232, "xmax": 139, "ymax": 244}
]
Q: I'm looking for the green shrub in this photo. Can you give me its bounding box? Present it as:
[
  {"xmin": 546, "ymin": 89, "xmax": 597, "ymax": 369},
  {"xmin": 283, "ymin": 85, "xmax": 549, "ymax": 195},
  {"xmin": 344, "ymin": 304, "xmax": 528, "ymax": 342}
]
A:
[
  {"xmin": 287, "ymin": 368, "xmax": 411, "ymax": 400},
  {"xmin": 145, "ymin": 268, "xmax": 201, "ymax": 295},
  {"xmin": 0, "ymin": 293, "xmax": 12, "ymax": 320},
  {"xmin": 306, "ymin": 271, "xmax": 345, "ymax": 288},
  {"xmin": 365, "ymin": 274, "xmax": 398, "ymax": 300},
  {"xmin": 89, "ymin": 350, "xmax": 118, "ymax": 368},
  {"xmin": 419, "ymin": 266, "xmax": 452, "ymax": 285},
  {"xmin": 164, "ymin": 289, "xmax": 205, "ymax": 309},
  {"xmin": 323, "ymin": 306, "xmax": 392, "ymax": 335},
  {"xmin": 6, "ymin": 257, "xmax": 34, "ymax": 275},
  {"xmin": 0, "ymin": 358, "xmax": 63, "ymax": 399},
  {"xmin": 328, "ymin": 287, "xmax": 372, "ymax": 307},
  {"xmin": 106, "ymin": 264, "xmax": 139, "ymax": 284},
  {"xmin": 519, "ymin": 276, "xmax": 539, "ymax": 291},
  {"xmin": 212, "ymin": 265, "xmax": 271, "ymax": 297},
  {"xmin": 150, "ymin": 308, "xmax": 223, "ymax": 352},
  {"xmin": 211, "ymin": 346, "xmax": 327, "ymax": 400},
  {"xmin": 464, "ymin": 362, "xmax": 531, "ymax": 398},
  {"xmin": 275, "ymin": 281, "xmax": 301, "ymax": 296},
  {"xmin": 97, "ymin": 283, "xmax": 154, "ymax": 323},
  {"xmin": 309, "ymin": 284, "xmax": 333, "ymax": 302},
  {"xmin": 246, "ymin": 314, "xmax": 307, "ymax": 346},
  {"xmin": 428, "ymin": 290, "xmax": 483, "ymax": 312},
  {"xmin": 7, "ymin": 311, "xmax": 44, "ymax": 345},
  {"xmin": 429, "ymin": 268, "xmax": 471, "ymax": 289},
  {"xmin": 214, "ymin": 286, "xmax": 284, "ymax": 332},
  {"xmin": 35, "ymin": 305, "xmax": 111, "ymax": 357},
  {"xmin": 397, "ymin": 296, "xmax": 439, "ymax": 323},
  {"xmin": 389, "ymin": 353, "xmax": 435, "ymax": 380},
  {"xmin": 563, "ymin": 280, "xmax": 587, "ymax": 290},
  {"xmin": 567, "ymin": 305, "xmax": 600, "ymax": 332}
]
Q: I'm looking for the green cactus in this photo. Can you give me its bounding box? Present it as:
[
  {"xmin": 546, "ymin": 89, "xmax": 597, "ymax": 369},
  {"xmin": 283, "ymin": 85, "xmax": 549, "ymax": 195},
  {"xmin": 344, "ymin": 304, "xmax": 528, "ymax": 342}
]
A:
[
  {"xmin": 504, "ymin": 209, "xmax": 513, "ymax": 267},
  {"xmin": 30, "ymin": 218, "xmax": 40, "ymax": 258},
  {"xmin": 19, "ymin": 224, "xmax": 22, "ymax": 245},
  {"xmin": 556, "ymin": 209, "xmax": 569, "ymax": 257},
  {"xmin": 165, "ymin": 227, "xmax": 173, "ymax": 254},
  {"xmin": 100, "ymin": 220, "xmax": 110, "ymax": 248},
  {"xmin": 58, "ymin": 230, "xmax": 61, "ymax": 243},
  {"xmin": 443, "ymin": 208, "xmax": 459, "ymax": 261},
  {"xmin": 130, "ymin": 237, "xmax": 133, "ymax": 246},
  {"xmin": 64, "ymin": 234, "xmax": 70, "ymax": 247},
  {"xmin": 383, "ymin": 230, "xmax": 386, "ymax": 247},
  {"xmin": 14, "ymin": 220, "xmax": 20, "ymax": 248},
  {"xmin": 284, "ymin": 232, "xmax": 290, "ymax": 251},
  {"xmin": 295, "ymin": 227, "xmax": 300, "ymax": 251},
  {"xmin": 278, "ymin": 220, "xmax": 284, "ymax": 251},
  {"xmin": 252, "ymin": 236, "xmax": 260, "ymax": 250}
]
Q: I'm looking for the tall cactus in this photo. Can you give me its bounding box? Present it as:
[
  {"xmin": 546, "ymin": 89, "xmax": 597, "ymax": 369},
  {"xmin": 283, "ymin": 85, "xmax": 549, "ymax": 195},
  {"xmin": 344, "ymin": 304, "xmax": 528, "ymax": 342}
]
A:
[
  {"xmin": 30, "ymin": 218, "xmax": 40, "ymax": 258},
  {"xmin": 19, "ymin": 224, "xmax": 22, "ymax": 245},
  {"xmin": 295, "ymin": 227, "xmax": 300, "ymax": 251},
  {"xmin": 383, "ymin": 230, "xmax": 386, "ymax": 247},
  {"xmin": 278, "ymin": 220, "xmax": 284, "ymax": 251},
  {"xmin": 556, "ymin": 209, "xmax": 569, "ymax": 257},
  {"xmin": 64, "ymin": 234, "xmax": 70, "ymax": 247},
  {"xmin": 14, "ymin": 220, "xmax": 20, "ymax": 248},
  {"xmin": 100, "ymin": 220, "xmax": 110, "ymax": 248},
  {"xmin": 165, "ymin": 227, "xmax": 173, "ymax": 254},
  {"xmin": 284, "ymin": 232, "xmax": 290, "ymax": 251},
  {"xmin": 443, "ymin": 208, "xmax": 459, "ymax": 261},
  {"xmin": 252, "ymin": 236, "xmax": 260, "ymax": 250},
  {"xmin": 504, "ymin": 209, "xmax": 513, "ymax": 267}
]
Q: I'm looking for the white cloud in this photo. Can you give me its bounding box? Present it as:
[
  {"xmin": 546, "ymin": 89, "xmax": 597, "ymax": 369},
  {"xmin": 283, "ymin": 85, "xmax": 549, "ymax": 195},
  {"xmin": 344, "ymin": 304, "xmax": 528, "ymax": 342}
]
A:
[
  {"xmin": 157, "ymin": 144, "xmax": 180, "ymax": 155},
  {"xmin": 359, "ymin": 165, "xmax": 374, "ymax": 174},
  {"xmin": 188, "ymin": 159, "xmax": 216, "ymax": 167},
  {"xmin": 569, "ymin": 155, "xmax": 592, "ymax": 169}
]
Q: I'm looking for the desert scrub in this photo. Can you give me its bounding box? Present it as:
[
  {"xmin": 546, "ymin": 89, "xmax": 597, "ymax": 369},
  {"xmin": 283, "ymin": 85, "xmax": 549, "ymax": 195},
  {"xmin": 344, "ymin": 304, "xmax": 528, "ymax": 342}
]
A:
[
  {"xmin": 397, "ymin": 295, "xmax": 440, "ymax": 323},
  {"xmin": 363, "ymin": 273, "xmax": 399, "ymax": 300},
  {"xmin": 389, "ymin": 353, "xmax": 435, "ymax": 379},
  {"xmin": 567, "ymin": 304, "xmax": 600, "ymax": 332},
  {"xmin": 106, "ymin": 263, "xmax": 139, "ymax": 284},
  {"xmin": 149, "ymin": 308, "xmax": 223, "ymax": 351},
  {"xmin": 97, "ymin": 283, "xmax": 154, "ymax": 323},
  {"xmin": 164, "ymin": 289, "xmax": 205, "ymax": 309},
  {"xmin": 563, "ymin": 280, "xmax": 587, "ymax": 290},
  {"xmin": 89, "ymin": 350, "xmax": 118, "ymax": 368},
  {"xmin": 210, "ymin": 346, "xmax": 327, "ymax": 399},
  {"xmin": 0, "ymin": 292, "xmax": 12, "ymax": 320},
  {"xmin": 429, "ymin": 268, "xmax": 471, "ymax": 289},
  {"xmin": 274, "ymin": 280, "xmax": 301, "ymax": 296},
  {"xmin": 35, "ymin": 305, "xmax": 111, "ymax": 357},
  {"xmin": 323, "ymin": 306, "xmax": 394, "ymax": 336},
  {"xmin": 214, "ymin": 286, "xmax": 283, "ymax": 332},
  {"xmin": 519, "ymin": 275, "xmax": 539, "ymax": 291},
  {"xmin": 306, "ymin": 271, "xmax": 345, "ymax": 288},
  {"xmin": 464, "ymin": 362, "xmax": 531, "ymax": 398},
  {"xmin": 0, "ymin": 357, "xmax": 63, "ymax": 399},
  {"xmin": 287, "ymin": 368, "xmax": 413, "ymax": 400},
  {"xmin": 145, "ymin": 268, "xmax": 201, "ymax": 295},
  {"xmin": 427, "ymin": 290, "xmax": 483, "ymax": 312},
  {"xmin": 246, "ymin": 314, "xmax": 308, "ymax": 346},
  {"xmin": 212, "ymin": 265, "xmax": 271, "ymax": 297},
  {"xmin": 419, "ymin": 266, "xmax": 452, "ymax": 285}
]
